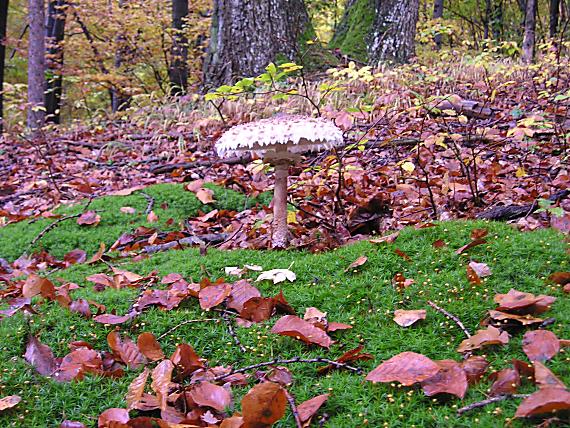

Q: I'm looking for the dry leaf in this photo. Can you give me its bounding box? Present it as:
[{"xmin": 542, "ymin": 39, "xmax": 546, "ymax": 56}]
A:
[
  {"xmin": 196, "ymin": 188, "xmax": 215, "ymax": 204},
  {"xmin": 393, "ymin": 309, "xmax": 426, "ymax": 327},
  {"xmin": 533, "ymin": 361, "xmax": 566, "ymax": 390},
  {"xmin": 489, "ymin": 368, "xmax": 520, "ymax": 396},
  {"xmin": 522, "ymin": 330, "xmax": 560, "ymax": 362},
  {"xmin": 199, "ymin": 282, "xmax": 232, "ymax": 310},
  {"xmin": 190, "ymin": 381, "xmax": 232, "ymax": 412},
  {"xmin": 488, "ymin": 310, "xmax": 543, "ymax": 326},
  {"xmin": 256, "ymin": 269, "xmax": 296, "ymax": 284},
  {"xmin": 126, "ymin": 368, "xmax": 150, "ymax": 410},
  {"xmin": 455, "ymin": 238, "xmax": 486, "ymax": 255},
  {"xmin": 366, "ymin": 352, "xmax": 440, "ymax": 386},
  {"xmin": 77, "ymin": 210, "xmax": 101, "ymax": 226},
  {"xmin": 457, "ymin": 326, "xmax": 509, "ymax": 353},
  {"xmin": 298, "ymin": 394, "xmax": 329, "ymax": 426},
  {"xmin": 24, "ymin": 335, "xmax": 56, "ymax": 376},
  {"xmin": 421, "ymin": 360, "xmax": 468, "ymax": 398},
  {"xmin": 227, "ymin": 280, "xmax": 261, "ymax": 313},
  {"xmin": 271, "ymin": 315, "xmax": 332, "ymax": 348},
  {"xmin": 369, "ymin": 231, "xmax": 399, "ymax": 244},
  {"xmin": 515, "ymin": 388, "xmax": 570, "ymax": 418},
  {"xmin": 241, "ymin": 382, "xmax": 286, "ymax": 427},
  {"xmin": 345, "ymin": 255, "xmax": 368, "ymax": 272},
  {"xmin": 460, "ymin": 356, "xmax": 489, "ymax": 384},
  {"xmin": 0, "ymin": 395, "xmax": 21, "ymax": 412},
  {"xmin": 137, "ymin": 332, "xmax": 165, "ymax": 361},
  {"xmin": 98, "ymin": 408, "xmax": 129, "ymax": 427},
  {"xmin": 151, "ymin": 360, "xmax": 174, "ymax": 411}
]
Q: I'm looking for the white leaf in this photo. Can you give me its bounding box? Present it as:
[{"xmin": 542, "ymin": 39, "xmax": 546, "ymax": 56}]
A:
[{"xmin": 256, "ymin": 269, "xmax": 296, "ymax": 284}]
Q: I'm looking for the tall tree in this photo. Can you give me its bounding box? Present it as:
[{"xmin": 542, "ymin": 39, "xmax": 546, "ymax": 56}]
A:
[
  {"xmin": 522, "ymin": 0, "xmax": 537, "ymax": 63},
  {"xmin": 330, "ymin": 0, "xmax": 375, "ymax": 62},
  {"xmin": 111, "ymin": 0, "xmax": 130, "ymax": 112},
  {"xmin": 368, "ymin": 0, "xmax": 420, "ymax": 64},
  {"xmin": 27, "ymin": 0, "xmax": 46, "ymax": 132},
  {"xmin": 0, "ymin": 0, "xmax": 8, "ymax": 133},
  {"xmin": 433, "ymin": 0, "xmax": 444, "ymax": 49},
  {"xmin": 169, "ymin": 0, "xmax": 189, "ymax": 95},
  {"xmin": 203, "ymin": 0, "xmax": 312, "ymax": 89},
  {"xmin": 45, "ymin": 0, "xmax": 67, "ymax": 124},
  {"xmin": 549, "ymin": 0, "xmax": 560, "ymax": 37}
]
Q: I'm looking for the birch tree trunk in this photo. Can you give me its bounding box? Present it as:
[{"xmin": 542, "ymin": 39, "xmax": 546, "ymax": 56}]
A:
[
  {"xmin": 169, "ymin": 0, "xmax": 188, "ymax": 95},
  {"xmin": 0, "ymin": 0, "xmax": 8, "ymax": 133},
  {"xmin": 45, "ymin": 0, "xmax": 67, "ymax": 124},
  {"xmin": 203, "ymin": 0, "xmax": 312, "ymax": 89},
  {"xmin": 433, "ymin": 0, "xmax": 444, "ymax": 49},
  {"xmin": 522, "ymin": 0, "xmax": 537, "ymax": 63},
  {"xmin": 368, "ymin": 0, "xmax": 420, "ymax": 65},
  {"xmin": 27, "ymin": 0, "xmax": 46, "ymax": 133}
]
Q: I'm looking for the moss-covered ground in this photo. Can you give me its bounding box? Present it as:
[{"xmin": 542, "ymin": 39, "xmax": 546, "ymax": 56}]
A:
[{"xmin": 0, "ymin": 185, "xmax": 568, "ymax": 427}]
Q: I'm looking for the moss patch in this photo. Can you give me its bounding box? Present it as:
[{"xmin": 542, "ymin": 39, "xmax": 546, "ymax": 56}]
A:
[
  {"xmin": 0, "ymin": 221, "xmax": 568, "ymax": 426},
  {"xmin": 329, "ymin": 0, "xmax": 375, "ymax": 62},
  {"xmin": 0, "ymin": 183, "xmax": 271, "ymax": 262}
]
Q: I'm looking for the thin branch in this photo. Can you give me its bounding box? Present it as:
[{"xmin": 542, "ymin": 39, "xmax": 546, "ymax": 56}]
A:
[
  {"xmin": 213, "ymin": 357, "xmax": 363, "ymax": 382},
  {"xmin": 139, "ymin": 191, "xmax": 155, "ymax": 215},
  {"xmin": 28, "ymin": 213, "xmax": 83, "ymax": 249},
  {"xmin": 284, "ymin": 390, "xmax": 303, "ymax": 428},
  {"xmin": 221, "ymin": 311, "xmax": 246, "ymax": 352},
  {"xmin": 457, "ymin": 394, "xmax": 530, "ymax": 415},
  {"xmin": 427, "ymin": 300, "xmax": 472, "ymax": 338},
  {"xmin": 157, "ymin": 318, "xmax": 219, "ymax": 340}
]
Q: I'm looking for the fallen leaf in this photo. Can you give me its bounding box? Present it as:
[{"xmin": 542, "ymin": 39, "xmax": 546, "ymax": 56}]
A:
[
  {"xmin": 196, "ymin": 188, "xmax": 215, "ymax": 204},
  {"xmin": 24, "ymin": 335, "xmax": 57, "ymax": 376},
  {"xmin": 421, "ymin": 360, "xmax": 468, "ymax": 398},
  {"xmin": 461, "ymin": 356, "xmax": 489, "ymax": 384},
  {"xmin": 241, "ymin": 382, "xmax": 286, "ymax": 428},
  {"xmin": 107, "ymin": 332, "xmax": 147, "ymax": 369},
  {"xmin": 393, "ymin": 309, "xmax": 426, "ymax": 327},
  {"xmin": 271, "ymin": 315, "xmax": 332, "ymax": 348},
  {"xmin": 369, "ymin": 231, "xmax": 399, "ymax": 244},
  {"xmin": 394, "ymin": 249, "xmax": 411, "ymax": 261},
  {"xmin": 455, "ymin": 238, "xmax": 486, "ymax": 255},
  {"xmin": 470, "ymin": 228, "xmax": 489, "ymax": 239},
  {"xmin": 345, "ymin": 255, "xmax": 368, "ymax": 272},
  {"xmin": 489, "ymin": 368, "xmax": 520, "ymax": 396},
  {"xmin": 199, "ymin": 282, "xmax": 232, "ymax": 310},
  {"xmin": 494, "ymin": 289, "xmax": 556, "ymax": 314},
  {"xmin": 240, "ymin": 297, "xmax": 275, "ymax": 323},
  {"xmin": 220, "ymin": 416, "xmax": 244, "ymax": 428},
  {"xmin": 488, "ymin": 310, "xmax": 543, "ymax": 326},
  {"xmin": 317, "ymin": 345, "xmax": 373, "ymax": 375},
  {"xmin": 298, "ymin": 394, "xmax": 329, "ymax": 425},
  {"xmin": 146, "ymin": 211, "xmax": 158, "ymax": 223},
  {"xmin": 468, "ymin": 261, "xmax": 491, "ymax": 277},
  {"xmin": 87, "ymin": 243, "xmax": 106, "ymax": 264},
  {"xmin": 522, "ymin": 330, "xmax": 560, "ymax": 362},
  {"xmin": 93, "ymin": 313, "xmax": 134, "ymax": 325},
  {"xmin": 0, "ymin": 395, "xmax": 21, "ymax": 411},
  {"xmin": 264, "ymin": 367, "xmax": 293, "ymax": 386},
  {"xmin": 63, "ymin": 249, "xmax": 87, "ymax": 266},
  {"xmin": 457, "ymin": 326, "xmax": 509, "ymax": 353},
  {"xmin": 137, "ymin": 332, "xmax": 165, "ymax": 361},
  {"xmin": 366, "ymin": 352, "xmax": 440, "ymax": 386},
  {"xmin": 393, "ymin": 272, "xmax": 414, "ymax": 289},
  {"xmin": 227, "ymin": 280, "xmax": 261, "ymax": 313},
  {"xmin": 432, "ymin": 239, "xmax": 446, "ymax": 248},
  {"xmin": 515, "ymin": 388, "xmax": 570, "ymax": 418},
  {"xmin": 548, "ymin": 272, "xmax": 570, "ymax": 285},
  {"xmin": 69, "ymin": 299, "xmax": 92, "ymax": 318},
  {"xmin": 60, "ymin": 420, "xmax": 87, "ymax": 428},
  {"xmin": 98, "ymin": 408, "xmax": 130, "ymax": 427},
  {"xmin": 170, "ymin": 343, "xmax": 204, "ymax": 379},
  {"xmin": 54, "ymin": 348, "xmax": 103, "ymax": 382},
  {"xmin": 126, "ymin": 368, "xmax": 150, "ymax": 410},
  {"xmin": 23, "ymin": 274, "xmax": 54, "ymax": 299},
  {"xmin": 120, "ymin": 207, "xmax": 136, "ymax": 214},
  {"xmin": 256, "ymin": 269, "xmax": 296, "ymax": 284},
  {"xmin": 533, "ymin": 361, "xmax": 566, "ymax": 390},
  {"xmin": 190, "ymin": 381, "xmax": 232, "ymax": 412},
  {"xmin": 77, "ymin": 210, "xmax": 101, "ymax": 226},
  {"xmin": 151, "ymin": 360, "xmax": 174, "ymax": 411}
]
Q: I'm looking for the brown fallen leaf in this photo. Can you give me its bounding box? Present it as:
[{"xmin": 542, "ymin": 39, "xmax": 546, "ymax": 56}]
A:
[
  {"xmin": 0, "ymin": 395, "xmax": 21, "ymax": 412},
  {"xmin": 345, "ymin": 255, "xmax": 368, "ymax": 272},
  {"xmin": 107, "ymin": 331, "xmax": 147, "ymax": 369},
  {"xmin": 98, "ymin": 408, "xmax": 129, "ymax": 427},
  {"xmin": 393, "ymin": 272, "xmax": 414, "ymax": 290},
  {"xmin": 317, "ymin": 346, "xmax": 373, "ymax": 375},
  {"xmin": 366, "ymin": 352, "xmax": 440, "ymax": 386},
  {"xmin": 470, "ymin": 228, "xmax": 489, "ymax": 239},
  {"xmin": 432, "ymin": 239, "xmax": 446, "ymax": 248},
  {"xmin": 494, "ymin": 289, "xmax": 556, "ymax": 315},
  {"xmin": 24, "ymin": 335, "xmax": 57, "ymax": 376},
  {"xmin": 53, "ymin": 348, "xmax": 103, "ymax": 382},
  {"xmin": 466, "ymin": 264, "xmax": 482, "ymax": 285},
  {"xmin": 298, "ymin": 394, "xmax": 329, "ymax": 426},
  {"xmin": 77, "ymin": 210, "xmax": 101, "ymax": 226},
  {"xmin": 393, "ymin": 309, "xmax": 426, "ymax": 327},
  {"xmin": 196, "ymin": 188, "xmax": 215, "ymax": 204},
  {"xmin": 126, "ymin": 368, "xmax": 150, "ymax": 411},
  {"xmin": 137, "ymin": 332, "xmax": 165, "ymax": 361},
  {"xmin": 146, "ymin": 211, "xmax": 158, "ymax": 223},
  {"xmin": 488, "ymin": 310, "xmax": 543, "ymax": 326},
  {"xmin": 515, "ymin": 387, "xmax": 570, "ymax": 418},
  {"xmin": 199, "ymin": 282, "xmax": 232, "ymax": 310},
  {"xmin": 468, "ymin": 261, "xmax": 491, "ymax": 278},
  {"xmin": 548, "ymin": 272, "xmax": 570, "ymax": 285},
  {"xmin": 489, "ymin": 368, "xmax": 521, "ymax": 396},
  {"xmin": 220, "ymin": 416, "xmax": 244, "ymax": 428},
  {"xmin": 369, "ymin": 231, "xmax": 399, "ymax": 244},
  {"xmin": 522, "ymin": 330, "xmax": 560, "ymax": 362},
  {"xmin": 271, "ymin": 315, "xmax": 332, "ymax": 348},
  {"xmin": 151, "ymin": 360, "xmax": 174, "ymax": 411},
  {"xmin": 460, "ymin": 356, "xmax": 489, "ymax": 384},
  {"xmin": 394, "ymin": 249, "xmax": 411, "ymax": 261},
  {"xmin": 421, "ymin": 360, "xmax": 468, "ymax": 399},
  {"xmin": 240, "ymin": 297, "xmax": 275, "ymax": 323},
  {"xmin": 190, "ymin": 381, "xmax": 232, "ymax": 412},
  {"xmin": 227, "ymin": 280, "xmax": 261, "ymax": 313},
  {"xmin": 533, "ymin": 361, "xmax": 566, "ymax": 390},
  {"xmin": 23, "ymin": 274, "xmax": 54, "ymax": 299},
  {"xmin": 457, "ymin": 326, "xmax": 509, "ymax": 353},
  {"xmin": 455, "ymin": 238, "xmax": 486, "ymax": 255},
  {"xmin": 170, "ymin": 343, "xmax": 204, "ymax": 379},
  {"xmin": 87, "ymin": 243, "xmax": 106, "ymax": 264},
  {"xmin": 241, "ymin": 382, "xmax": 286, "ymax": 428},
  {"xmin": 93, "ymin": 313, "xmax": 134, "ymax": 325}
]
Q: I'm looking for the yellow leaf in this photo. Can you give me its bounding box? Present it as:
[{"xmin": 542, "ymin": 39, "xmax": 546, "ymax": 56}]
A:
[
  {"xmin": 401, "ymin": 161, "xmax": 415, "ymax": 173},
  {"xmin": 287, "ymin": 211, "xmax": 297, "ymax": 224},
  {"xmin": 516, "ymin": 167, "xmax": 527, "ymax": 178}
]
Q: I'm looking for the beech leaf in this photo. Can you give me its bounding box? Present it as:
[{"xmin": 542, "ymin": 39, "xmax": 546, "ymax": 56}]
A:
[
  {"xmin": 24, "ymin": 335, "xmax": 57, "ymax": 376},
  {"xmin": 366, "ymin": 352, "xmax": 440, "ymax": 386},
  {"xmin": 298, "ymin": 394, "xmax": 329, "ymax": 425},
  {"xmin": 522, "ymin": 330, "xmax": 560, "ymax": 362},
  {"xmin": 345, "ymin": 255, "xmax": 368, "ymax": 272},
  {"xmin": 241, "ymin": 382, "xmax": 286, "ymax": 427},
  {"xmin": 97, "ymin": 408, "xmax": 129, "ymax": 427},
  {"xmin": 189, "ymin": 381, "xmax": 232, "ymax": 412},
  {"xmin": 393, "ymin": 309, "xmax": 426, "ymax": 327},
  {"xmin": 126, "ymin": 368, "xmax": 150, "ymax": 410},
  {"xmin": 151, "ymin": 360, "xmax": 174, "ymax": 411},
  {"xmin": 0, "ymin": 395, "xmax": 21, "ymax": 412},
  {"xmin": 199, "ymin": 282, "xmax": 232, "ymax": 310},
  {"xmin": 256, "ymin": 269, "xmax": 296, "ymax": 284},
  {"xmin": 271, "ymin": 315, "xmax": 332, "ymax": 348},
  {"xmin": 421, "ymin": 360, "xmax": 468, "ymax": 399},
  {"xmin": 457, "ymin": 326, "xmax": 509, "ymax": 353},
  {"xmin": 515, "ymin": 387, "xmax": 570, "ymax": 418},
  {"xmin": 137, "ymin": 332, "xmax": 165, "ymax": 361}
]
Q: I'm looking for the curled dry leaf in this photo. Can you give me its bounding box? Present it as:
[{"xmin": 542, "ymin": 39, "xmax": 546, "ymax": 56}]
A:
[
  {"xmin": 457, "ymin": 326, "xmax": 509, "ymax": 353},
  {"xmin": 196, "ymin": 188, "xmax": 215, "ymax": 204},
  {"xmin": 394, "ymin": 249, "xmax": 411, "ymax": 261},
  {"xmin": 0, "ymin": 395, "xmax": 21, "ymax": 412},
  {"xmin": 489, "ymin": 368, "xmax": 521, "ymax": 396},
  {"xmin": 54, "ymin": 348, "xmax": 103, "ymax": 382},
  {"xmin": 345, "ymin": 255, "xmax": 368, "ymax": 272},
  {"xmin": 23, "ymin": 274, "xmax": 54, "ymax": 299},
  {"xmin": 126, "ymin": 368, "xmax": 150, "ymax": 410},
  {"xmin": 421, "ymin": 360, "xmax": 468, "ymax": 399},
  {"xmin": 87, "ymin": 242, "xmax": 106, "ymax": 264},
  {"xmin": 515, "ymin": 388, "xmax": 570, "ymax": 418},
  {"xmin": 190, "ymin": 382, "xmax": 232, "ymax": 412},
  {"xmin": 522, "ymin": 330, "xmax": 560, "ymax": 362},
  {"xmin": 77, "ymin": 210, "xmax": 101, "ymax": 226},
  {"xmin": 366, "ymin": 352, "xmax": 440, "ymax": 386},
  {"xmin": 170, "ymin": 343, "xmax": 204, "ymax": 379},
  {"xmin": 393, "ymin": 309, "xmax": 426, "ymax": 327},
  {"xmin": 137, "ymin": 332, "xmax": 165, "ymax": 361},
  {"xmin": 220, "ymin": 416, "xmax": 244, "ymax": 428},
  {"xmin": 494, "ymin": 289, "xmax": 556, "ymax": 315},
  {"xmin": 271, "ymin": 315, "xmax": 332, "ymax": 348},
  {"xmin": 468, "ymin": 261, "xmax": 491, "ymax": 278},
  {"xmin": 107, "ymin": 331, "xmax": 147, "ymax": 369},
  {"xmin": 533, "ymin": 361, "xmax": 566, "ymax": 390},
  {"xmin": 98, "ymin": 408, "xmax": 129, "ymax": 427},
  {"xmin": 460, "ymin": 356, "xmax": 489, "ymax": 384},
  {"xmin": 298, "ymin": 394, "xmax": 329, "ymax": 425},
  {"xmin": 317, "ymin": 345, "xmax": 373, "ymax": 375},
  {"xmin": 369, "ymin": 230, "xmax": 399, "ymax": 244},
  {"xmin": 94, "ymin": 313, "xmax": 134, "ymax": 325},
  {"xmin": 393, "ymin": 272, "xmax": 414, "ymax": 290},
  {"xmin": 488, "ymin": 310, "xmax": 543, "ymax": 326},
  {"xmin": 151, "ymin": 360, "xmax": 174, "ymax": 411},
  {"xmin": 241, "ymin": 382, "xmax": 287, "ymax": 428},
  {"xmin": 240, "ymin": 297, "xmax": 275, "ymax": 323},
  {"xmin": 264, "ymin": 366, "xmax": 293, "ymax": 386},
  {"xmin": 25, "ymin": 335, "xmax": 57, "ymax": 376},
  {"xmin": 146, "ymin": 211, "xmax": 158, "ymax": 223},
  {"xmin": 199, "ymin": 282, "xmax": 232, "ymax": 310},
  {"xmin": 548, "ymin": 272, "xmax": 570, "ymax": 285}
]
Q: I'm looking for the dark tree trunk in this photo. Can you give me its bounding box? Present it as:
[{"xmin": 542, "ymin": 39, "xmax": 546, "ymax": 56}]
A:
[
  {"xmin": 330, "ymin": 0, "xmax": 375, "ymax": 62},
  {"xmin": 491, "ymin": 0, "xmax": 503, "ymax": 39},
  {"xmin": 169, "ymin": 0, "xmax": 188, "ymax": 95},
  {"xmin": 0, "ymin": 0, "xmax": 8, "ymax": 133},
  {"xmin": 45, "ymin": 0, "xmax": 67, "ymax": 124},
  {"xmin": 522, "ymin": 0, "xmax": 537, "ymax": 63},
  {"xmin": 203, "ymin": 0, "xmax": 312, "ymax": 89},
  {"xmin": 433, "ymin": 0, "xmax": 444, "ymax": 49},
  {"xmin": 111, "ymin": 0, "xmax": 130, "ymax": 112},
  {"xmin": 484, "ymin": 0, "xmax": 491, "ymax": 39},
  {"xmin": 27, "ymin": 0, "xmax": 46, "ymax": 133},
  {"xmin": 368, "ymin": 0, "xmax": 420, "ymax": 64},
  {"xmin": 550, "ymin": 0, "xmax": 560, "ymax": 37}
]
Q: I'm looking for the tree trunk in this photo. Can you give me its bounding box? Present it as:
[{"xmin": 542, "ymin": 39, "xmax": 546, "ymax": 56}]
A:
[
  {"xmin": 522, "ymin": 0, "xmax": 537, "ymax": 63},
  {"xmin": 169, "ymin": 0, "xmax": 188, "ymax": 95},
  {"xmin": 484, "ymin": 0, "xmax": 491, "ymax": 39},
  {"xmin": 491, "ymin": 0, "xmax": 503, "ymax": 39},
  {"xmin": 0, "ymin": 0, "xmax": 8, "ymax": 133},
  {"xmin": 433, "ymin": 0, "xmax": 444, "ymax": 49},
  {"xmin": 111, "ymin": 0, "xmax": 130, "ymax": 112},
  {"xmin": 368, "ymin": 0, "xmax": 420, "ymax": 65},
  {"xmin": 203, "ymin": 0, "xmax": 312, "ymax": 89},
  {"xmin": 550, "ymin": 0, "xmax": 560, "ymax": 37},
  {"xmin": 27, "ymin": 0, "xmax": 46, "ymax": 133},
  {"xmin": 330, "ymin": 0, "xmax": 375, "ymax": 62},
  {"xmin": 45, "ymin": 0, "xmax": 67, "ymax": 124}
]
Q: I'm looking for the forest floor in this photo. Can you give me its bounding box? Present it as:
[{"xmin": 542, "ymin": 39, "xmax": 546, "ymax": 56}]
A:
[{"xmin": 0, "ymin": 56, "xmax": 569, "ymax": 426}]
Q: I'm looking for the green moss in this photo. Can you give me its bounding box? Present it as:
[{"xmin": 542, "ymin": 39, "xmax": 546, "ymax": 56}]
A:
[
  {"xmin": 0, "ymin": 183, "xmax": 270, "ymax": 262},
  {"xmin": 329, "ymin": 0, "xmax": 375, "ymax": 62},
  {"xmin": 0, "ymin": 220, "xmax": 568, "ymax": 426}
]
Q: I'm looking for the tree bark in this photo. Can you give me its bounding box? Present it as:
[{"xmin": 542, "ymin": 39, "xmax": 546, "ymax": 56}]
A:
[
  {"xmin": 169, "ymin": 0, "xmax": 189, "ymax": 95},
  {"xmin": 0, "ymin": 0, "xmax": 8, "ymax": 133},
  {"xmin": 330, "ymin": 0, "xmax": 375, "ymax": 62},
  {"xmin": 368, "ymin": 0, "xmax": 420, "ymax": 64},
  {"xmin": 433, "ymin": 0, "xmax": 444, "ymax": 49},
  {"xmin": 27, "ymin": 0, "xmax": 46, "ymax": 133},
  {"xmin": 522, "ymin": 0, "xmax": 537, "ymax": 63},
  {"xmin": 111, "ymin": 0, "xmax": 130, "ymax": 112},
  {"xmin": 45, "ymin": 0, "xmax": 67, "ymax": 124},
  {"xmin": 203, "ymin": 0, "xmax": 312, "ymax": 89},
  {"xmin": 549, "ymin": 0, "xmax": 560, "ymax": 37},
  {"xmin": 491, "ymin": 0, "xmax": 503, "ymax": 40}
]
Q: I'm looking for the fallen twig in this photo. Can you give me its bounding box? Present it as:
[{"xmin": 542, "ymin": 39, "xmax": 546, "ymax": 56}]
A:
[
  {"xmin": 157, "ymin": 318, "xmax": 219, "ymax": 340},
  {"xmin": 28, "ymin": 213, "xmax": 83, "ymax": 249},
  {"xmin": 141, "ymin": 233, "xmax": 230, "ymax": 253},
  {"xmin": 139, "ymin": 191, "xmax": 155, "ymax": 215},
  {"xmin": 427, "ymin": 300, "xmax": 472, "ymax": 338},
  {"xmin": 213, "ymin": 357, "xmax": 363, "ymax": 382},
  {"xmin": 457, "ymin": 394, "xmax": 529, "ymax": 415},
  {"xmin": 220, "ymin": 312, "xmax": 246, "ymax": 352},
  {"xmin": 284, "ymin": 390, "xmax": 303, "ymax": 428}
]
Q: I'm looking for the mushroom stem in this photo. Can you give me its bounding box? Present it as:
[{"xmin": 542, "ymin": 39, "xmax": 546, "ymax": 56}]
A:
[{"xmin": 272, "ymin": 162, "xmax": 289, "ymax": 249}]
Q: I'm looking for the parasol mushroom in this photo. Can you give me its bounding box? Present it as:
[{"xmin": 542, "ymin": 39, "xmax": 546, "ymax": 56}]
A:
[{"xmin": 215, "ymin": 115, "xmax": 344, "ymax": 249}]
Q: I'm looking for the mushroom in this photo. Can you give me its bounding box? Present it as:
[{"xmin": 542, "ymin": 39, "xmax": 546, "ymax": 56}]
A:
[{"xmin": 215, "ymin": 115, "xmax": 344, "ymax": 249}]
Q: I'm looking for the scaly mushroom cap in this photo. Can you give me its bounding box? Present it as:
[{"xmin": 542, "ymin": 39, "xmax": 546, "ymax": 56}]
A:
[{"xmin": 215, "ymin": 115, "xmax": 344, "ymax": 160}]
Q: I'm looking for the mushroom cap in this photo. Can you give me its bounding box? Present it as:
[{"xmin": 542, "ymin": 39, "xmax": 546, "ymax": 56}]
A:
[{"xmin": 215, "ymin": 115, "xmax": 344, "ymax": 159}]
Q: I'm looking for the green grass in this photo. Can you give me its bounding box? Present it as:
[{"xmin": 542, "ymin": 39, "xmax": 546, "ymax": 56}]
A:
[
  {"xmin": 0, "ymin": 183, "xmax": 272, "ymax": 262},
  {"xmin": 0, "ymin": 219, "xmax": 568, "ymax": 427}
]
